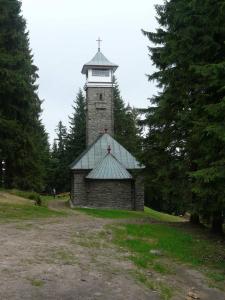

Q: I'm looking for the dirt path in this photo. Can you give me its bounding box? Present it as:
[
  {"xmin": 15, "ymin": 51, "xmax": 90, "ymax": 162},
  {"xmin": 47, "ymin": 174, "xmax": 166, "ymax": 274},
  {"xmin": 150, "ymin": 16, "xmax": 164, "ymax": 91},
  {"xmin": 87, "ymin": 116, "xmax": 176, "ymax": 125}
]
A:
[
  {"xmin": 0, "ymin": 202, "xmax": 159, "ymax": 300},
  {"xmin": 0, "ymin": 200, "xmax": 224, "ymax": 300}
]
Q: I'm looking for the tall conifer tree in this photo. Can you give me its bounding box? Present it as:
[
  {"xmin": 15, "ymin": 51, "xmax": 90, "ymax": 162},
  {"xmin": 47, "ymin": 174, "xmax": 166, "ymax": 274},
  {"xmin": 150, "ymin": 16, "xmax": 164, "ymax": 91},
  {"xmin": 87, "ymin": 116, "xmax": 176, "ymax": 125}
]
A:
[
  {"xmin": 143, "ymin": 0, "xmax": 225, "ymax": 232},
  {"xmin": 0, "ymin": 0, "xmax": 49, "ymax": 191},
  {"xmin": 67, "ymin": 89, "xmax": 86, "ymax": 163},
  {"xmin": 49, "ymin": 121, "xmax": 69, "ymax": 193},
  {"xmin": 114, "ymin": 80, "xmax": 141, "ymax": 156}
]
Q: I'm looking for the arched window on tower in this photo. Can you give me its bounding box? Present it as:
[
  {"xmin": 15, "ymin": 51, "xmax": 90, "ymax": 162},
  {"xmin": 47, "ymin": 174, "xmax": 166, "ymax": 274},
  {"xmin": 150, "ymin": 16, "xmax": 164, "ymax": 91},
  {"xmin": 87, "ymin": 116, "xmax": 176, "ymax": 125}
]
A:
[{"xmin": 99, "ymin": 93, "xmax": 103, "ymax": 100}]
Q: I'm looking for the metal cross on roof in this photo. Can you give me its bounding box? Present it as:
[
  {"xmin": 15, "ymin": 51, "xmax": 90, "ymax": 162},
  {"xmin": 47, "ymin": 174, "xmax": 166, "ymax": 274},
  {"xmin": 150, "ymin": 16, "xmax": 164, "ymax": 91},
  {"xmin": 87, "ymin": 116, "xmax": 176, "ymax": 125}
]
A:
[
  {"xmin": 107, "ymin": 145, "xmax": 111, "ymax": 154},
  {"xmin": 96, "ymin": 37, "xmax": 102, "ymax": 52}
]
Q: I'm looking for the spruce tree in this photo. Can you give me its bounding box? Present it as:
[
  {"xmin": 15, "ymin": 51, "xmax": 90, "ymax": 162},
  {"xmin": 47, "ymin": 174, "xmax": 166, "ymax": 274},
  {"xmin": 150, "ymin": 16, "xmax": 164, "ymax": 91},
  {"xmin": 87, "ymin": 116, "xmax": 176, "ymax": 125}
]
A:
[
  {"xmin": 114, "ymin": 80, "xmax": 141, "ymax": 156},
  {"xmin": 114, "ymin": 80, "xmax": 127, "ymax": 142},
  {"xmin": 67, "ymin": 89, "xmax": 86, "ymax": 164},
  {"xmin": 143, "ymin": 0, "xmax": 225, "ymax": 232},
  {"xmin": 0, "ymin": 0, "xmax": 49, "ymax": 191},
  {"xmin": 186, "ymin": 0, "xmax": 225, "ymax": 233},
  {"xmin": 49, "ymin": 121, "xmax": 69, "ymax": 193}
]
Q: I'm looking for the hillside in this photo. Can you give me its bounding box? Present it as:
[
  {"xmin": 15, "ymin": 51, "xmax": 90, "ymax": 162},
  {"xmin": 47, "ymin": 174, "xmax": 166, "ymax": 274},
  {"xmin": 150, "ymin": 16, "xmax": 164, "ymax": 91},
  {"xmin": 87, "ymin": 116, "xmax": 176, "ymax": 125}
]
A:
[{"xmin": 0, "ymin": 192, "xmax": 224, "ymax": 299}]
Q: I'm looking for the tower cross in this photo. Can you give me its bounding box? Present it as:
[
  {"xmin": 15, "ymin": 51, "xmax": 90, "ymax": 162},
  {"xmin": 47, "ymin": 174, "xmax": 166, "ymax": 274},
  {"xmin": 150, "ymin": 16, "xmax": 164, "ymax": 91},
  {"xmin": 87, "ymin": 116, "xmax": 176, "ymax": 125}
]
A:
[{"xmin": 96, "ymin": 37, "xmax": 102, "ymax": 52}]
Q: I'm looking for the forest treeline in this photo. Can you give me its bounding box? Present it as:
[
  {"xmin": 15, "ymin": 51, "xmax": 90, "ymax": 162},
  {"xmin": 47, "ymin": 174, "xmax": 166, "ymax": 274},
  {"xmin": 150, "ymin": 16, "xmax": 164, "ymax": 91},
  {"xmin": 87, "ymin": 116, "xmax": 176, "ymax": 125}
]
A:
[{"xmin": 0, "ymin": 0, "xmax": 224, "ymax": 234}]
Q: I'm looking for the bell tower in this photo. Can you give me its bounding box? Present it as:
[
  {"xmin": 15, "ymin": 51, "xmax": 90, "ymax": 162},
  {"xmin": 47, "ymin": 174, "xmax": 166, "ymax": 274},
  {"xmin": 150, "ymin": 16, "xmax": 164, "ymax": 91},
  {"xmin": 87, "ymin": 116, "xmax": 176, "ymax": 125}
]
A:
[{"xmin": 81, "ymin": 38, "xmax": 118, "ymax": 146}]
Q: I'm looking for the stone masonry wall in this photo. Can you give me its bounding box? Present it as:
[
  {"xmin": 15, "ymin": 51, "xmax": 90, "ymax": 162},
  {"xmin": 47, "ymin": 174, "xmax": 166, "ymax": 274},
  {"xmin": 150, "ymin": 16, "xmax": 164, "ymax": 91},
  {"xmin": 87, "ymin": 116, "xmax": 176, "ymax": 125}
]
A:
[
  {"xmin": 86, "ymin": 87, "xmax": 114, "ymax": 145},
  {"xmin": 71, "ymin": 171, "xmax": 89, "ymax": 206},
  {"xmin": 71, "ymin": 171, "xmax": 144, "ymax": 211},
  {"xmin": 134, "ymin": 175, "xmax": 144, "ymax": 211},
  {"xmin": 86, "ymin": 180, "xmax": 133, "ymax": 210}
]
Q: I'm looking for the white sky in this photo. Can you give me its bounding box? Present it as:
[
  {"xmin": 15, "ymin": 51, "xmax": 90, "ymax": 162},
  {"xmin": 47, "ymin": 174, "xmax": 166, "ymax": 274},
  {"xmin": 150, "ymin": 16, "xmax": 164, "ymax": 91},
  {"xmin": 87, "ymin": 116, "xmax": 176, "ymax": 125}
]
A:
[{"xmin": 21, "ymin": 0, "xmax": 163, "ymax": 142}]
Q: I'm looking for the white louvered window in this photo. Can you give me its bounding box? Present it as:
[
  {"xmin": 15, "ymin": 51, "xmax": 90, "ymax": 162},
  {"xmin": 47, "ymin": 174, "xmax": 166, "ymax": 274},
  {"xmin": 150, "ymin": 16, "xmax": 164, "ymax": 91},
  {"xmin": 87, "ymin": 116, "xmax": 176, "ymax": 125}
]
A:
[{"xmin": 92, "ymin": 69, "xmax": 110, "ymax": 77}]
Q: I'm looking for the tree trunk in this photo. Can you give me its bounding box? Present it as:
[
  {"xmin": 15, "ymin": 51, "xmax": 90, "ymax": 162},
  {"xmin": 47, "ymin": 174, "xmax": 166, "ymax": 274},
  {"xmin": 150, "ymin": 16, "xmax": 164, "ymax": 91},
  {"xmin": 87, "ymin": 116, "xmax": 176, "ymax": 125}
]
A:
[
  {"xmin": 190, "ymin": 213, "xmax": 200, "ymax": 225},
  {"xmin": 212, "ymin": 212, "xmax": 224, "ymax": 235}
]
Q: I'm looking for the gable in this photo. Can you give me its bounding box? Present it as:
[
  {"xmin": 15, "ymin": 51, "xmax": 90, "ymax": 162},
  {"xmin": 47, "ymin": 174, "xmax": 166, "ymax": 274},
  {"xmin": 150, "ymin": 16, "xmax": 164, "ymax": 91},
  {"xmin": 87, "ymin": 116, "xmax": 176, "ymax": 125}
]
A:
[
  {"xmin": 86, "ymin": 153, "xmax": 133, "ymax": 180},
  {"xmin": 70, "ymin": 133, "xmax": 144, "ymax": 170}
]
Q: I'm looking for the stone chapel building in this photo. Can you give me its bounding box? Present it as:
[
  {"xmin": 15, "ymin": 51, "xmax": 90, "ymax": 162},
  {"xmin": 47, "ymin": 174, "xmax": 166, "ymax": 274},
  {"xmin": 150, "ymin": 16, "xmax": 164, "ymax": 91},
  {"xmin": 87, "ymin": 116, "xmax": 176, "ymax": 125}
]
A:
[{"xmin": 70, "ymin": 42, "xmax": 144, "ymax": 210}]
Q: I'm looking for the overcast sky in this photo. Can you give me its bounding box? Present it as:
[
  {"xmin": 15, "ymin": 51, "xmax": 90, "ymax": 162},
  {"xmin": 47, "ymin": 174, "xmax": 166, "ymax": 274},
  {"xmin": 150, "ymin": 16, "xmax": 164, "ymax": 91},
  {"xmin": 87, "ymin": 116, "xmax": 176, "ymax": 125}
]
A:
[{"xmin": 21, "ymin": 0, "xmax": 163, "ymax": 142}]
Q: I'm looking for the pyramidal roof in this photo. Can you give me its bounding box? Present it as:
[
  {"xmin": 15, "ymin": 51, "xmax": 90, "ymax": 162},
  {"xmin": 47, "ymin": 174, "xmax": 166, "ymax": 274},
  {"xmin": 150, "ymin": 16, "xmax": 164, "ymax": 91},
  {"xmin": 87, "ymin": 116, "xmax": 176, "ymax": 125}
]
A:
[
  {"xmin": 81, "ymin": 50, "xmax": 118, "ymax": 74},
  {"xmin": 70, "ymin": 133, "xmax": 144, "ymax": 170},
  {"xmin": 86, "ymin": 153, "xmax": 132, "ymax": 180}
]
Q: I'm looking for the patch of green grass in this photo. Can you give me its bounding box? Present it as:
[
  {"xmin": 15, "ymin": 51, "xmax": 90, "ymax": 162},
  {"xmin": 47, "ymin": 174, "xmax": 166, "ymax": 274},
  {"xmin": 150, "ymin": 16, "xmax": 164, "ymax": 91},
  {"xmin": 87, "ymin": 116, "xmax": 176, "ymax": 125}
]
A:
[
  {"xmin": 75, "ymin": 206, "xmax": 184, "ymax": 222},
  {"xmin": 0, "ymin": 202, "xmax": 65, "ymax": 222},
  {"xmin": 135, "ymin": 271, "xmax": 173, "ymax": 300},
  {"xmin": 8, "ymin": 189, "xmax": 41, "ymax": 203},
  {"xmin": 207, "ymin": 271, "xmax": 225, "ymax": 283},
  {"xmin": 152, "ymin": 262, "xmax": 172, "ymax": 275},
  {"xmin": 144, "ymin": 207, "xmax": 184, "ymax": 222},
  {"xmin": 40, "ymin": 195, "xmax": 56, "ymax": 207},
  {"xmin": 2, "ymin": 189, "xmax": 69, "ymax": 207},
  {"xmin": 40, "ymin": 194, "xmax": 69, "ymax": 207},
  {"xmin": 159, "ymin": 283, "xmax": 174, "ymax": 300},
  {"xmin": 29, "ymin": 278, "xmax": 44, "ymax": 287},
  {"xmin": 130, "ymin": 254, "xmax": 153, "ymax": 268},
  {"xmin": 75, "ymin": 207, "xmax": 144, "ymax": 219},
  {"xmin": 111, "ymin": 223, "xmax": 225, "ymax": 288},
  {"xmin": 130, "ymin": 254, "xmax": 173, "ymax": 274},
  {"xmin": 114, "ymin": 223, "xmax": 225, "ymax": 268}
]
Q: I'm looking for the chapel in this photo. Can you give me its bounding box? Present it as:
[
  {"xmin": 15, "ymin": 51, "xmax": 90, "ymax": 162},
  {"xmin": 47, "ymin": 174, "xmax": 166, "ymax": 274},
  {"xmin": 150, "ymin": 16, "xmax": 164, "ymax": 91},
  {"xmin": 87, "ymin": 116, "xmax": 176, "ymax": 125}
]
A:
[{"xmin": 70, "ymin": 40, "xmax": 144, "ymax": 210}]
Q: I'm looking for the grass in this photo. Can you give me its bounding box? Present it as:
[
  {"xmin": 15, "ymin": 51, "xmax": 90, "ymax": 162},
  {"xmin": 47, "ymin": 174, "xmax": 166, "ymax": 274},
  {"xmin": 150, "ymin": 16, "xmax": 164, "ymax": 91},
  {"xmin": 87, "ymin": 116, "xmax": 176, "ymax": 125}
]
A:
[
  {"xmin": 29, "ymin": 278, "xmax": 45, "ymax": 287},
  {"xmin": 1, "ymin": 188, "xmax": 70, "ymax": 207},
  {"xmin": 76, "ymin": 207, "xmax": 144, "ymax": 219},
  {"xmin": 0, "ymin": 202, "xmax": 65, "ymax": 222},
  {"xmin": 135, "ymin": 271, "xmax": 173, "ymax": 300},
  {"xmin": 111, "ymin": 223, "xmax": 225, "ymax": 289},
  {"xmin": 75, "ymin": 206, "xmax": 184, "ymax": 222},
  {"xmin": 0, "ymin": 191, "xmax": 66, "ymax": 222},
  {"xmin": 144, "ymin": 207, "xmax": 184, "ymax": 222},
  {"xmin": 6, "ymin": 189, "xmax": 41, "ymax": 203},
  {"xmin": 40, "ymin": 193, "xmax": 70, "ymax": 207},
  {"xmin": 76, "ymin": 206, "xmax": 225, "ymax": 288}
]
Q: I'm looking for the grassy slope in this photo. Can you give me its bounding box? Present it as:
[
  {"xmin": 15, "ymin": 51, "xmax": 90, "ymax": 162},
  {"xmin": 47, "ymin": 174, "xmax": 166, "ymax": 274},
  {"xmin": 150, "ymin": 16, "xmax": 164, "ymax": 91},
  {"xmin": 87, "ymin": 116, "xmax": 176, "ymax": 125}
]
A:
[
  {"xmin": 77, "ymin": 206, "xmax": 225, "ymax": 292},
  {"xmin": 75, "ymin": 207, "xmax": 184, "ymax": 222},
  {"xmin": 0, "ymin": 191, "xmax": 65, "ymax": 222}
]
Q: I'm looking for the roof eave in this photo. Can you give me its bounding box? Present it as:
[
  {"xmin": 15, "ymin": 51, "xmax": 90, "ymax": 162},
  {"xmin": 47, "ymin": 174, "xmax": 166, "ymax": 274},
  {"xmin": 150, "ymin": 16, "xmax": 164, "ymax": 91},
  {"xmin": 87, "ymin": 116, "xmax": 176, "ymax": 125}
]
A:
[{"xmin": 81, "ymin": 64, "xmax": 118, "ymax": 74}]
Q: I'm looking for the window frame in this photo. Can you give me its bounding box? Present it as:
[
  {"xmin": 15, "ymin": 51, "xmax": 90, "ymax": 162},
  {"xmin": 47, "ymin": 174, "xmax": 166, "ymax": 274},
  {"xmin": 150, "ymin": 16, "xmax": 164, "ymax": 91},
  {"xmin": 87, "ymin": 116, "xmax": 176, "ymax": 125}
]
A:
[{"xmin": 92, "ymin": 69, "xmax": 110, "ymax": 77}]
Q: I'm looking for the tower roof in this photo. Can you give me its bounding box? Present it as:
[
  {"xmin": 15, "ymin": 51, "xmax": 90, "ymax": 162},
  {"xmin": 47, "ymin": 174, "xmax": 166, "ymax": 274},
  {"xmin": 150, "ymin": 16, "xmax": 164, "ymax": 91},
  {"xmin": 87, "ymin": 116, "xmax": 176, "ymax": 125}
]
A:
[
  {"xmin": 81, "ymin": 51, "xmax": 118, "ymax": 74},
  {"xmin": 70, "ymin": 133, "xmax": 145, "ymax": 170},
  {"xmin": 86, "ymin": 153, "xmax": 132, "ymax": 180}
]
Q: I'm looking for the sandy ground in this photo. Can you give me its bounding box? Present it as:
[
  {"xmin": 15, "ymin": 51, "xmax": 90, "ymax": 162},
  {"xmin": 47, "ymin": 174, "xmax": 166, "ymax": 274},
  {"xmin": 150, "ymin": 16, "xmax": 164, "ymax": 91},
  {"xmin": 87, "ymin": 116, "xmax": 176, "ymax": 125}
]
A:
[{"xmin": 0, "ymin": 199, "xmax": 224, "ymax": 300}]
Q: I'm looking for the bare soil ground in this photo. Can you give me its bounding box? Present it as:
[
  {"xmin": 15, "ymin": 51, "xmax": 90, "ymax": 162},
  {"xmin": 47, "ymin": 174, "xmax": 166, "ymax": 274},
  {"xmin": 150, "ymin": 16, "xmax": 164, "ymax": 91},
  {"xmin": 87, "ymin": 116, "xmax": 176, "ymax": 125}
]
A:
[{"xmin": 0, "ymin": 198, "xmax": 224, "ymax": 300}]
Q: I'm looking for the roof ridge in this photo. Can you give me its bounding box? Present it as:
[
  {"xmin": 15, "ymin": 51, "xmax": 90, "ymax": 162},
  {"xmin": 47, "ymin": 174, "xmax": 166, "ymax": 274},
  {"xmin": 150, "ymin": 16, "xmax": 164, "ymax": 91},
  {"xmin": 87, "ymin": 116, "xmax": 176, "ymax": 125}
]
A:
[{"xmin": 70, "ymin": 133, "xmax": 145, "ymax": 170}]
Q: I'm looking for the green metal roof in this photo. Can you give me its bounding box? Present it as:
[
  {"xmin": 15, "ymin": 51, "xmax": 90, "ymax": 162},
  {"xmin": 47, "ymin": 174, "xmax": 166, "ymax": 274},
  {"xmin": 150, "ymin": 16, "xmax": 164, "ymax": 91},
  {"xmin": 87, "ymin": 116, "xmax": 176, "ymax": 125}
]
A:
[
  {"xmin": 86, "ymin": 153, "xmax": 132, "ymax": 180},
  {"xmin": 70, "ymin": 133, "xmax": 144, "ymax": 170},
  {"xmin": 81, "ymin": 50, "xmax": 118, "ymax": 74}
]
